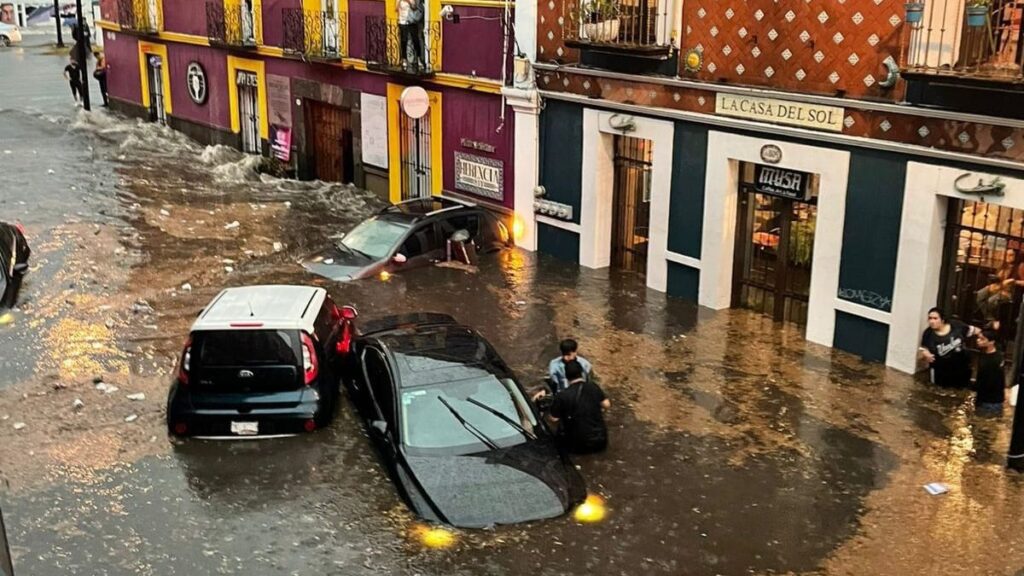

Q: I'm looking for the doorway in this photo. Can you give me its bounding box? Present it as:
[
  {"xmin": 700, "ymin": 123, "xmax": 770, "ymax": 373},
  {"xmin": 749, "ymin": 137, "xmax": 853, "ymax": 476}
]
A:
[
  {"xmin": 611, "ymin": 135, "xmax": 652, "ymax": 274},
  {"xmin": 399, "ymin": 108, "xmax": 432, "ymax": 200},
  {"xmin": 732, "ymin": 162, "xmax": 819, "ymax": 325},
  {"xmin": 306, "ymin": 100, "xmax": 353, "ymax": 182},
  {"xmin": 236, "ymin": 70, "xmax": 261, "ymax": 154},
  {"xmin": 940, "ymin": 199, "xmax": 1024, "ymax": 339},
  {"xmin": 146, "ymin": 55, "xmax": 166, "ymax": 124}
]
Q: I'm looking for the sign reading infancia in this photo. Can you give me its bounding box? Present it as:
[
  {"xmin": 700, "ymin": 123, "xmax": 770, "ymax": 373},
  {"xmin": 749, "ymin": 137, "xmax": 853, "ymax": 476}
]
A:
[
  {"xmin": 715, "ymin": 93, "xmax": 845, "ymax": 133},
  {"xmin": 455, "ymin": 152, "xmax": 503, "ymax": 201}
]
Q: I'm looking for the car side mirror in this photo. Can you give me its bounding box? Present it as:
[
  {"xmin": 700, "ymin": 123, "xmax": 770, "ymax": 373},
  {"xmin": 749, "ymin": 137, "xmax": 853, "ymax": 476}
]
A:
[
  {"xmin": 12, "ymin": 263, "xmax": 27, "ymax": 274},
  {"xmin": 392, "ymin": 253, "xmax": 407, "ymax": 265},
  {"xmin": 450, "ymin": 229, "xmax": 471, "ymax": 243},
  {"xmin": 371, "ymin": 420, "xmax": 388, "ymax": 436}
]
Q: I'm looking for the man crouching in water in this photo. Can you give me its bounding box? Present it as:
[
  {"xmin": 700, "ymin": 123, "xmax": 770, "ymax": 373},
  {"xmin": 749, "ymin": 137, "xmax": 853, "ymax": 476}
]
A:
[{"xmin": 547, "ymin": 360, "xmax": 610, "ymax": 454}]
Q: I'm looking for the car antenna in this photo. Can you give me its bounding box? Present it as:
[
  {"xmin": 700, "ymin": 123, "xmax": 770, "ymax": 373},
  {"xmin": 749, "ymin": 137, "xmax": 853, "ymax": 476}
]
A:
[{"xmin": 247, "ymin": 300, "xmax": 255, "ymax": 317}]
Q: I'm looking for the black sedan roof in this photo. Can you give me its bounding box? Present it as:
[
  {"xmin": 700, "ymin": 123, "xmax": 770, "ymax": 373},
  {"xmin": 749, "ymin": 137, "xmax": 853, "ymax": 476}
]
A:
[{"xmin": 372, "ymin": 322, "xmax": 510, "ymax": 389}]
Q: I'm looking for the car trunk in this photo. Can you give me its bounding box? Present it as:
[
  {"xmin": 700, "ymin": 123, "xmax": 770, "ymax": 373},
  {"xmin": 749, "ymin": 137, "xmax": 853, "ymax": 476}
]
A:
[{"xmin": 192, "ymin": 329, "xmax": 304, "ymax": 393}]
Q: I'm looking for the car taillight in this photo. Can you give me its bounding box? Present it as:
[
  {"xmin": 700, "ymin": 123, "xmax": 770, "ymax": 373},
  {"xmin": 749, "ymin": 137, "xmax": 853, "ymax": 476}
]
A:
[
  {"xmin": 301, "ymin": 332, "xmax": 318, "ymax": 386},
  {"xmin": 177, "ymin": 336, "xmax": 192, "ymax": 386},
  {"xmin": 336, "ymin": 321, "xmax": 353, "ymax": 355}
]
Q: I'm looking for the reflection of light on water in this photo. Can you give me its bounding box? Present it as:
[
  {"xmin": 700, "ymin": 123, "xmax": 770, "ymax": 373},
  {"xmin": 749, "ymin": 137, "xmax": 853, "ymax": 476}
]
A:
[
  {"xmin": 0, "ymin": 312, "xmax": 13, "ymax": 326},
  {"xmin": 44, "ymin": 317, "xmax": 127, "ymax": 380},
  {"xmin": 410, "ymin": 524, "xmax": 457, "ymax": 549},
  {"xmin": 574, "ymin": 493, "xmax": 607, "ymax": 523},
  {"xmin": 512, "ymin": 216, "xmax": 525, "ymax": 241}
]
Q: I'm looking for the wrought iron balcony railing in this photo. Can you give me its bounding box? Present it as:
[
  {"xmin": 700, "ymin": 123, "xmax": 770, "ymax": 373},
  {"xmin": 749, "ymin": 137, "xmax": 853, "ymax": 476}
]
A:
[
  {"xmin": 283, "ymin": 7, "xmax": 347, "ymax": 60},
  {"xmin": 365, "ymin": 16, "xmax": 441, "ymax": 76},
  {"xmin": 206, "ymin": 0, "xmax": 257, "ymax": 47},
  {"xmin": 562, "ymin": 0, "xmax": 670, "ymax": 53},
  {"xmin": 903, "ymin": 0, "xmax": 1023, "ymax": 81},
  {"xmin": 117, "ymin": 0, "xmax": 159, "ymax": 33}
]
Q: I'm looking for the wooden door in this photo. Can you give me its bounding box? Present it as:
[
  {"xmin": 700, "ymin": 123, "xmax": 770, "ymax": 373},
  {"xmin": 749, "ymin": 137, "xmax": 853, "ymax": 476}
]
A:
[{"xmin": 306, "ymin": 100, "xmax": 353, "ymax": 182}]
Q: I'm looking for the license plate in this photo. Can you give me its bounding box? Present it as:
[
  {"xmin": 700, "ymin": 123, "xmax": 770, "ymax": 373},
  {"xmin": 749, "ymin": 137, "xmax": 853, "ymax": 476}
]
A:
[{"xmin": 230, "ymin": 421, "xmax": 258, "ymax": 436}]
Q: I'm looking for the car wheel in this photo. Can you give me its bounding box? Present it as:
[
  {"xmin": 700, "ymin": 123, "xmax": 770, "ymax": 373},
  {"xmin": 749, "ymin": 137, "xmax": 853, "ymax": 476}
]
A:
[{"xmin": 0, "ymin": 36, "xmax": 9, "ymax": 47}]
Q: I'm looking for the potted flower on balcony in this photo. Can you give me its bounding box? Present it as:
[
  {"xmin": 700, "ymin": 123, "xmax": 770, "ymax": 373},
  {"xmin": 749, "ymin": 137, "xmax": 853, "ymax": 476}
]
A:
[
  {"xmin": 904, "ymin": 1, "xmax": 925, "ymax": 24},
  {"xmin": 965, "ymin": 0, "xmax": 991, "ymax": 28},
  {"xmin": 581, "ymin": 0, "xmax": 619, "ymax": 43}
]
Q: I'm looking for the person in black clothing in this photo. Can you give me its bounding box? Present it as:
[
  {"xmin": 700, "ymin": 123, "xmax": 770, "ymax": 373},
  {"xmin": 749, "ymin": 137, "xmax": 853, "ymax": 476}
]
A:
[
  {"xmin": 919, "ymin": 307, "xmax": 979, "ymax": 388},
  {"xmin": 974, "ymin": 329, "xmax": 1007, "ymax": 413},
  {"xmin": 548, "ymin": 360, "xmax": 610, "ymax": 454},
  {"xmin": 64, "ymin": 58, "xmax": 82, "ymax": 103}
]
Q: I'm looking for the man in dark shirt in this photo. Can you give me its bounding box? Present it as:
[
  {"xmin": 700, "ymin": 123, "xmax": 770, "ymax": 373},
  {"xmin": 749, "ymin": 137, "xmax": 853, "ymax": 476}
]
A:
[
  {"xmin": 548, "ymin": 360, "xmax": 610, "ymax": 454},
  {"xmin": 64, "ymin": 59, "xmax": 82, "ymax": 103},
  {"xmin": 974, "ymin": 329, "xmax": 1007, "ymax": 413}
]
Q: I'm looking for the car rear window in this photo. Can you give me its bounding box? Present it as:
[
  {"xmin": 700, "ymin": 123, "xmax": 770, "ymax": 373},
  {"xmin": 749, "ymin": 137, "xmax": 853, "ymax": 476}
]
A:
[{"xmin": 198, "ymin": 330, "xmax": 299, "ymax": 366}]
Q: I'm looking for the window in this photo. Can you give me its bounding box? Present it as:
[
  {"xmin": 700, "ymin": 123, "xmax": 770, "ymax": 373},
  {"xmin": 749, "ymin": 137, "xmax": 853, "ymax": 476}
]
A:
[
  {"xmin": 198, "ymin": 330, "xmax": 298, "ymax": 366},
  {"xmin": 340, "ymin": 217, "xmax": 410, "ymax": 259},
  {"xmin": 363, "ymin": 348, "xmax": 396, "ymax": 425},
  {"xmin": 440, "ymin": 213, "xmax": 481, "ymax": 242},
  {"xmin": 400, "ymin": 224, "xmax": 440, "ymax": 258}
]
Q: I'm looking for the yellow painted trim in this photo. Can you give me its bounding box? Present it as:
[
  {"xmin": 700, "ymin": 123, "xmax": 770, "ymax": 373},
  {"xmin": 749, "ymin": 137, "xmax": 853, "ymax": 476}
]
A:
[
  {"xmin": 156, "ymin": 0, "xmax": 164, "ymax": 31},
  {"xmin": 444, "ymin": 0, "xmax": 514, "ymax": 7},
  {"xmin": 254, "ymin": 0, "xmax": 264, "ymax": 44},
  {"xmin": 97, "ymin": 20, "xmax": 121, "ymax": 31},
  {"xmin": 227, "ymin": 55, "xmax": 270, "ymax": 140},
  {"xmin": 256, "ymin": 46, "xmax": 285, "ymax": 58},
  {"xmin": 160, "ymin": 30, "xmax": 209, "ymax": 46},
  {"xmin": 137, "ymin": 41, "xmax": 172, "ymax": 114},
  {"xmin": 386, "ymin": 83, "xmax": 443, "ymax": 203}
]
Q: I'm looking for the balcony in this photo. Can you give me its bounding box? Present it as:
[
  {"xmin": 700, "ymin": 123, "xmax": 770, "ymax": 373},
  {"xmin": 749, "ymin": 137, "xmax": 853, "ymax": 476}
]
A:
[
  {"xmin": 116, "ymin": 0, "xmax": 159, "ymax": 33},
  {"xmin": 206, "ymin": 0, "xmax": 257, "ymax": 48},
  {"xmin": 365, "ymin": 16, "xmax": 441, "ymax": 77},
  {"xmin": 562, "ymin": 0, "xmax": 675, "ymax": 74},
  {"xmin": 283, "ymin": 7, "xmax": 347, "ymax": 60},
  {"xmin": 902, "ymin": 0, "xmax": 1023, "ymax": 116}
]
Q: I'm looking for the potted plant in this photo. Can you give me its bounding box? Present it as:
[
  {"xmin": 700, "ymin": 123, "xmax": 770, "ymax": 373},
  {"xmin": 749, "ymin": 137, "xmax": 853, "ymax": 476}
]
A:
[
  {"xmin": 581, "ymin": 0, "xmax": 619, "ymax": 42},
  {"xmin": 965, "ymin": 0, "xmax": 991, "ymax": 28},
  {"xmin": 904, "ymin": 1, "xmax": 925, "ymax": 24}
]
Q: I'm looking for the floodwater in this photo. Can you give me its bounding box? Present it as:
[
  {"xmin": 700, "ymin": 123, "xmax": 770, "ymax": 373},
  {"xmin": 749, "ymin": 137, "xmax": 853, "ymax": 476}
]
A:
[{"xmin": 3, "ymin": 37, "xmax": 1024, "ymax": 576}]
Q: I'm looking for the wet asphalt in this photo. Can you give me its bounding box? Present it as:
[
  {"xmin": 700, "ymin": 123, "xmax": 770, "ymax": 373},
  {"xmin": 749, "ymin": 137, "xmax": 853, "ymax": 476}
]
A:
[{"xmin": 3, "ymin": 36, "xmax": 1024, "ymax": 576}]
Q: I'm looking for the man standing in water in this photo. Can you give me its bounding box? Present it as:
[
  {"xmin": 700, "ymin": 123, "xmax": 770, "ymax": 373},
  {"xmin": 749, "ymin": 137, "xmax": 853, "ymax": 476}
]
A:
[
  {"xmin": 548, "ymin": 360, "xmax": 610, "ymax": 454},
  {"xmin": 548, "ymin": 338, "xmax": 593, "ymax": 393},
  {"xmin": 919, "ymin": 307, "xmax": 979, "ymax": 388},
  {"xmin": 974, "ymin": 329, "xmax": 1008, "ymax": 413},
  {"xmin": 63, "ymin": 58, "xmax": 83, "ymax": 104}
]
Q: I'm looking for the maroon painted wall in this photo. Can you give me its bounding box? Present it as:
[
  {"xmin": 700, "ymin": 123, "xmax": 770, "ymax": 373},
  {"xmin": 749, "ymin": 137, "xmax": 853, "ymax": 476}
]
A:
[
  {"xmin": 167, "ymin": 44, "xmax": 231, "ymax": 129},
  {"xmin": 347, "ymin": 0, "xmax": 383, "ymax": 61},
  {"xmin": 266, "ymin": 58, "xmax": 388, "ymax": 94},
  {"xmin": 440, "ymin": 89, "xmax": 513, "ymax": 209},
  {"xmin": 163, "ymin": 0, "xmax": 208, "ymax": 36},
  {"xmin": 441, "ymin": 6, "xmax": 506, "ymax": 81},
  {"xmin": 104, "ymin": 32, "xmax": 142, "ymax": 105},
  {"xmin": 262, "ymin": 0, "xmax": 301, "ymax": 47}
]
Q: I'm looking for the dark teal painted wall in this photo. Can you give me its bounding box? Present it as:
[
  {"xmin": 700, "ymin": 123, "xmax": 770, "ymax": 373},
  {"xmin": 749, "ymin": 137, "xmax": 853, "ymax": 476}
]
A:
[
  {"xmin": 538, "ymin": 100, "xmax": 584, "ymax": 224},
  {"xmin": 667, "ymin": 261, "xmax": 700, "ymax": 302},
  {"xmin": 834, "ymin": 311, "xmax": 889, "ymax": 362},
  {"xmin": 537, "ymin": 223, "xmax": 580, "ymax": 263},
  {"xmin": 836, "ymin": 150, "xmax": 906, "ymax": 313},
  {"xmin": 667, "ymin": 124, "xmax": 708, "ymax": 259}
]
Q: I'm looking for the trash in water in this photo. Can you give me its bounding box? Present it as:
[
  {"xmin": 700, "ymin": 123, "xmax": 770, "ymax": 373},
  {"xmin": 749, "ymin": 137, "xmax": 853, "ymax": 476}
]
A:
[
  {"xmin": 224, "ymin": 221, "xmax": 240, "ymax": 230},
  {"xmin": 224, "ymin": 266, "xmax": 234, "ymax": 273},
  {"xmin": 272, "ymin": 242, "xmax": 283, "ymax": 252},
  {"xmin": 125, "ymin": 414, "xmax": 139, "ymax": 423},
  {"xmin": 159, "ymin": 209, "xmax": 170, "ymax": 217},
  {"xmin": 47, "ymin": 169, "xmax": 55, "ymax": 174},
  {"xmin": 323, "ymin": 258, "xmax": 334, "ymax": 265},
  {"xmin": 923, "ymin": 483, "xmax": 949, "ymax": 496},
  {"xmin": 126, "ymin": 393, "xmax": 145, "ymax": 401},
  {"xmin": 12, "ymin": 422, "xmax": 25, "ymax": 431},
  {"xmin": 72, "ymin": 399, "xmax": 85, "ymax": 411},
  {"xmin": 181, "ymin": 283, "xmax": 192, "ymax": 291},
  {"xmin": 0, "ymin": 313, "xmax": 13, "ymax": 326}
]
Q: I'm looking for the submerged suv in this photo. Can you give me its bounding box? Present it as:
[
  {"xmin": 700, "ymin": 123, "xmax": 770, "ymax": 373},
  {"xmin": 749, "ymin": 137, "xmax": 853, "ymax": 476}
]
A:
[{"xmin": 167, "ymin": 285, "xmax": 357, "ymax": 438}]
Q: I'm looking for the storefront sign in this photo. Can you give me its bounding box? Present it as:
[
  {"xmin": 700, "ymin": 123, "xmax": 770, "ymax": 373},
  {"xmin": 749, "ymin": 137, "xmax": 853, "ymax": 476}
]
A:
[
  {"xmin": 270, "ymin": 125, "xmax": 292, "ymax": 162},
  {"xmin": 460, "ymin": 138, "xmax": 496, "ymax": 153},
  {"xmin": 236, "ymin": 70, "xmax": 258, "ymax": 87},
  {"xmin": 186, "ymin": 62, "xmax": 207, "ymax": 105},
  {"xmin": 716, "ymin": 93, "xmax": 845, "ymax": 132},
  {"xmin": 400, "ymin": 86, "xmax": 429, "ymax": 119},
  {"xmin": 266, "ymin": 74, "xmax": 292, "ymax": 128},
  {"xmin": 753, "ymin": 164, "xmax": 811, "ymax": 200},
  {"xmin": 760, "ymin": 144, "xmax": 782, "ymax": 164},
  {"xmin": 361, "ymin": 93, "xmax": 388, "ymax": 169},
  {"xmin": 455, "ymin": 152, "xmax": 503, "ymax": 201}
]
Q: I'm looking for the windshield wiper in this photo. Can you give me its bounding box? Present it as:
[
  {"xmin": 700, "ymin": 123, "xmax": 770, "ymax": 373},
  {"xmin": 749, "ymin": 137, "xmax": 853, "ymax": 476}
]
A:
[
  {"xmin": 338, "ymin": 241, "xmax": 373, "ymax": 260},
  {"xmin": 466, "ymin": 396, "xmax": 536, "ymax": 441},
  {"xmin": 437, "ymin": 396, "xmax": 500, "ymax": 451}
]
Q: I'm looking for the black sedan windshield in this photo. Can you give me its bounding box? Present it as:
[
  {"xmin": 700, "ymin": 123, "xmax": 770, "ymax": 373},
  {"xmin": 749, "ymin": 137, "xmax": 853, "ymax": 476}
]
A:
[
  {"xmin": 401, "ymin": 375, "xmax": 538, "ymax": 455},
  {"xmin": 338, "ymin": 217, "xmax": 408, "ymax": 260}
]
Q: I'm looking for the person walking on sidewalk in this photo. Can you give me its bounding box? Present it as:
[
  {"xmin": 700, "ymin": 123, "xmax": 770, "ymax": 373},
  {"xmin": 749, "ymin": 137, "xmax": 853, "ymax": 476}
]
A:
[
  {"xmin": 64, "ymin": 58, "xmax": 83, "ymax": 104},
  {"xmin": 920, "ymin": 307, "xmax": 979, "ymax": 388},
  {"xmin": 93, "ymin": 51, "xmax": 108, "ymax": 107}
]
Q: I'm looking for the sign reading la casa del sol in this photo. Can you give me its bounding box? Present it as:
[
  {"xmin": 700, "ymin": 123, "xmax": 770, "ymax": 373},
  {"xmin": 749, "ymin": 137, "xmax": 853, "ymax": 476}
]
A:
[{"xmin": 715, "ymin": 93, "xmax": 845, "ymax": 133}]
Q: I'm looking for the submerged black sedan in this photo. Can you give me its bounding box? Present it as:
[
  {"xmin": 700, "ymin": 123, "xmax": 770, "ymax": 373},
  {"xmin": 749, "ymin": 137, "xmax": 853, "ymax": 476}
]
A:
[
  {"xmin": 0, "ymin": 221, "xmax": 30, "ymax": 309},
  {"xmin": 345, "ymin": 313, "xmax": 586, "ymax": 528}
]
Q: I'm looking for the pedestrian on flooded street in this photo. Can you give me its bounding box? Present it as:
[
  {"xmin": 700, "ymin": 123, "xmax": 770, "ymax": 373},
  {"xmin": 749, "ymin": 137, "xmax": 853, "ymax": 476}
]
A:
[
  {"xmin": 548, "ymin": 360, "xmax": 610, "ymax": 454},
  {"xmin": 973, "ymin": 329, "xmax": 1007, "ymax": 413},
  {"xmin": 93, "ymin": 51, "xmax": 108, "ymax": 107},
  {"xmin": 919, "ymin": 306, "xmax": 979, "ymax": 388},
  {"xmin": 64, "ymin": 58, "xmax": 82, "ymax": 104},
  {"xmin": 548, "ymin": 338, "xmax": 593, "ymax": 393}
]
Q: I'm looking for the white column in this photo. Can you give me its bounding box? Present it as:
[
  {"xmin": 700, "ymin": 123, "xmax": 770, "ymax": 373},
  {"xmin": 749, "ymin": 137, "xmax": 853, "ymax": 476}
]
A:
[{"xmin": 504, "ymin": 87, "xmax": 540, "ymax": 251}]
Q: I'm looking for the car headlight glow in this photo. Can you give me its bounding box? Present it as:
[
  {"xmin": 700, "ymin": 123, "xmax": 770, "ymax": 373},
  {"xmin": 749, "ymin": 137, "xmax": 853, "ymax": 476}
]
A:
[{"xmin": 573, "ymin": 493, "xmax": 607, "ymax": 523}]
